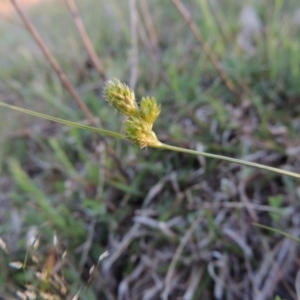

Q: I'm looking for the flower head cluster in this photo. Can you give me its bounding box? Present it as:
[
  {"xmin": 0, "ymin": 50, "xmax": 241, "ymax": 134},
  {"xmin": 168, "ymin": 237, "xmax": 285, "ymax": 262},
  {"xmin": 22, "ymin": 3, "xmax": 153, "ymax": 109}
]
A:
[{"xmin": 104, "ymin": 79, "xmax": 161, "ymax": 148}]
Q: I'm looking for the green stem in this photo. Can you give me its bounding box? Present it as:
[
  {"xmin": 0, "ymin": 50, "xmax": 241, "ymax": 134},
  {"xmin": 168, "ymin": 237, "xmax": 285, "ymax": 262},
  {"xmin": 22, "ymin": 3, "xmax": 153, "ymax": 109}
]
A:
[
  {"xmin": 159, "ymin": 143, "xmax": 300, "ymax": 179},
  {"xmin": 1, "ymin": 101, "xmax": 299, "ymax": 179},
  {"xmin": 0, "ymin": 101, "xmax": 126, "ymax": 140}
]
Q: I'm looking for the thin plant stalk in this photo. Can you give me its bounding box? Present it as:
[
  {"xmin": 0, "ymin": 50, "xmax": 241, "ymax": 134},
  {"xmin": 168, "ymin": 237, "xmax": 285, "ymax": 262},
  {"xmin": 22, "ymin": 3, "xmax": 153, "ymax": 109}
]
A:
[
  {"xmin": 1, "ymin": 101, "xmax": 299, "ymax": 179},
  {"xmin": 170, "ymin": 0, "xmax": 241, "ymax": 97},
  {"xmin": 158, "ymin": 143, "xmax": 300, "ymax": 179},
  {"xmin": 139, "ymin": 0, "xmax": 159, "ymax": 55},
  {"xmin": 0, "ymin": 102, "xmax": 124, "ymax": 140},
  {"xmin": 64, "ymin": 0, "xmax": 106, "ymax": 81}
]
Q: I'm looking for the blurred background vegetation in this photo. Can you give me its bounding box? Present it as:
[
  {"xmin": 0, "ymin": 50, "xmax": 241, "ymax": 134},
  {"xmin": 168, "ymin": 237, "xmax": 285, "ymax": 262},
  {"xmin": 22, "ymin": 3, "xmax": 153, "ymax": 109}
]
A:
[{"xmin": 0, "ymin": 0, "xmax": 300, "ymax": 299}]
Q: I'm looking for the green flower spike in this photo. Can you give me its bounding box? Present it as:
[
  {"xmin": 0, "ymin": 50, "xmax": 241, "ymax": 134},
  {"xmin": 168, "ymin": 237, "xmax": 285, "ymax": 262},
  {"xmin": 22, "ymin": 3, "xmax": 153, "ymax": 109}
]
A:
[
  {"xmin": 104, "ymin": 79, "xmax": 139, "ymax": 117},
  {"xmin": 104, "ymin": 80, "xmax": 162, "ymax": 148},
  {"xmin": 124, "ymin": 117, "xmax": 161, "ymax": 148},
  {"xmin": 139, "ymin": 97, "xmax": 161, "ymax": 126}
]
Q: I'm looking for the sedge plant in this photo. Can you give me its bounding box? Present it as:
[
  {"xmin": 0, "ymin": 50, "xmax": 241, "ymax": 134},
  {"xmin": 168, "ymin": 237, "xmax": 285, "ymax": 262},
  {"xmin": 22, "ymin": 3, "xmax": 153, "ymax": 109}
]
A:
[{"xmin": 0, "ymin": 78, "xmax": 300, "ymax": 179}]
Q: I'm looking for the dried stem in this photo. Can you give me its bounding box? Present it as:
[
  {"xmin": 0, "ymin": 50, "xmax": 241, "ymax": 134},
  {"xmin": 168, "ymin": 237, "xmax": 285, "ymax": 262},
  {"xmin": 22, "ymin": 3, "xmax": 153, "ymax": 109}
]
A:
[
  {"xmin": 170, "ymin": 0, "xmax": 240, "ymax": 97},
  {"xmin": 129, "ymin": 0, "xmax": 139, "ymax": 89},
  {"xmin": 135, "ymin": 12, "xmax": 156, "ymax": 61},
  {"xmin": 139, "ymin": 0, "xmax": 159, "ymax": 55},
  {"xmin": 63, "ymin": 0, "xmax": 106, "ymax": 81},
  {"xmin": 10, "ymin": 0, "xmax": 97, "ymax": 127}
]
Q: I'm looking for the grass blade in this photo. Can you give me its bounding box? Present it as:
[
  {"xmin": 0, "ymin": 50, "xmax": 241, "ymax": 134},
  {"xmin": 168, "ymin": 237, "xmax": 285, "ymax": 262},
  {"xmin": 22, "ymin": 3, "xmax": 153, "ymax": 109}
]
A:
[{"xmin": 252, "ymin": 223, "xmax": 300, "ymax": 244}]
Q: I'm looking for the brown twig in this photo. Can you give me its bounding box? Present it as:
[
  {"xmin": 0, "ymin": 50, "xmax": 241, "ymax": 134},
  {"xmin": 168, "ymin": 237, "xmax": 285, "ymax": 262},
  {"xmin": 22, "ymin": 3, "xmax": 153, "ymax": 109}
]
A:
[
  {"xmin": 129, "ymin": 0, "xmax": 139, "ymax": 89},
  {"xmin": 63, "ymin": 0, "xmax": 106, "ymax": 82},
  {"xmin": 10, "ymin": 0, "xmax": 97, "ymax": 127},
  {"xmin": 170, "ymin": 0, "xmax": 240, "ymax": 97}
]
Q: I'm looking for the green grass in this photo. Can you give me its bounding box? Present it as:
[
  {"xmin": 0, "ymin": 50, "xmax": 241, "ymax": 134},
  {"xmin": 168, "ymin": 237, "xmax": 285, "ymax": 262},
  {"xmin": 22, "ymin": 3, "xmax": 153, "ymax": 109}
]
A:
[{"xmin": 0, "ymin": 0, "xmax": 300, "ymax": 299}]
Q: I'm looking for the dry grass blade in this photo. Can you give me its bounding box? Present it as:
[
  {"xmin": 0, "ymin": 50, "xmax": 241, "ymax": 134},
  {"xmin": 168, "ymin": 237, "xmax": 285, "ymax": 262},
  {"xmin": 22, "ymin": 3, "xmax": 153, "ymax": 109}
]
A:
[
  {"xmin": 170, "ymin": 0, "xmax": 240, "ymax": 97},
  {"xmin": 238, "ymin": 180, "xmax": 258, "ymax": 222},
  {"xmin": 295, "ymin": 269, "xmax": 300, "ymax": 300},
  {"xmin": 254, "ymin": 237, "xmax": 297, "ymax": 300},
  {"xmin": 222, "ymin": 228, "xmax": 252, "ymax": 257},
  {"xmin": 162, "ymin": 212, "xmax": 203, "ymax": 300},
  {"xmin": 183, "ymin": 266, "xmax": 203, "ymax": 300},
  {"xmin": 64, "ymin": 0, "xmax": 106, "ymax": 81},
  {"xmin": 102, "ymin": 223, "xmax": 141, "ymax": 275},
  {"xmin": 10, "ymin": 0, "xmax": 97, "ymax": 127},
  {"xmin": 208, "ymin": 253, "xmax": 228, "ymax": 299},
  {"xmin": 78, "ymin": 217, "xmax": 97, "ymax": 273}
]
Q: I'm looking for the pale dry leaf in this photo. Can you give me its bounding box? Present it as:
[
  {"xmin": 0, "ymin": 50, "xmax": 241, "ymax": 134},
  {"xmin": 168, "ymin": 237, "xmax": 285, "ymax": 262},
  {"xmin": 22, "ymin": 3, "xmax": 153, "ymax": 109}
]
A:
[
  {"xmin": 89, "ymin": 265, "xmax": 95, "ymax": 275},
  {"xmin": 239, "ymin": 5, "xmax": 262, "ymax": 32},
  {"xmin": 9, "ymin": 261, "xmax": 23, "ymax": 269},
  {"xmin": 25, "ymin": 290, "xmax": 37, "ymax": 299},
  {"xmin": 39, "ymin": 292, "xmax": 55, "ymax": 299},
  {"xmin": 60, "ymin": 282, "xmax": 68, "ymax": 295},
  {"xmin": 32, "ymin": 255, "xmax": 39, "ymax": 263},
  {"xmin": 26, "ymin": 226, "xmax": 38, "ymax": 249},
  {"xmin": 16, "ymin": 291, "xmax": 27, "ymax": 300},
  {"xmin": 0, "ymin": 237, "xmax": 7, "ymax": 253},
  {"xmin": 99, "ymin": 250, "xmax": 109, "ymax": 262},
  {"xmin": 53, "ymin": 234, "xmax": 58, "ymax": 246},
  {"xmin": 10, "ymin": 209, "xmax": 24, "ymax": 235},
  {"xmin": 286, "ymin": 145, "xmax": 300, "ymax": 156},
  {"xmin": 62, "ymin": 250, "xmax": 67, "ymax": 260},
  {"xmin": 71, "ymin": 293, "xmax": 79, "ymax": 300},
  {"xmin": 26, "ymin": 284, "xmax": 35, "ymax": 291},
  {"xmin": 32, "ymin": 237, "xmax": 39, "ymax": 250},
  {"xmin": 36, "ymin": 271, "xmax": 47, "ymax": 281},
  {"xmin": 294, "ymin": 8, "xmax": 300, "ymax": 26}
]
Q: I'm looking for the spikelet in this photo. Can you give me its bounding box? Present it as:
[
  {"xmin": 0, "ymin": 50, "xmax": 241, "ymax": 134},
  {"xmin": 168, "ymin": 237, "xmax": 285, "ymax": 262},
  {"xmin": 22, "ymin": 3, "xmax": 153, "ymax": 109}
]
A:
[
  {"xmin": 104, "ymin": 79, "xmax": 139, "ymax": 117},
  {"xmin": 124, "ymin": 117, "xmax": 161, "ymax": 148},
  {"xmin": 139, "ymin": 97, "xmax": 161, "ymax": 126}
]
